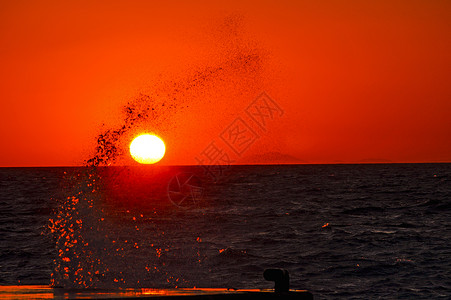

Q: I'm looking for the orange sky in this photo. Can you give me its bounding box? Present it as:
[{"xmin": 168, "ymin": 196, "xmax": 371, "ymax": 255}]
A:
[{"xmin": 1, "ymin": 0, "xmax": 450, "ymax": 166}]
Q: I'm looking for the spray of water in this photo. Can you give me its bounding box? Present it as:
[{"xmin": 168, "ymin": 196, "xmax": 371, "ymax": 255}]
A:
[{"xmin": 48, "ymin": 15, "xmax": 267, "ymax": 288}]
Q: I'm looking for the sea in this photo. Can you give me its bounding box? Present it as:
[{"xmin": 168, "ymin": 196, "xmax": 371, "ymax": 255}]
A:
[{"xmin": 0, "ymin": 164, "xmax": 450, "ymax": 299}]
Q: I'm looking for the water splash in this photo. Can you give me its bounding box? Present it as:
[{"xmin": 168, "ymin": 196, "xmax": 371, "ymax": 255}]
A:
[{"xmin": 48, "ymin": 15, "xmax": 267, "ymax": 288}]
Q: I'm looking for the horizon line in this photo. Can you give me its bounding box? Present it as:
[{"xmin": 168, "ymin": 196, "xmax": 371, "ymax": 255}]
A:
[{"xmin": 1, "ymin": 161, "xmax": 450, "ymax": 168}]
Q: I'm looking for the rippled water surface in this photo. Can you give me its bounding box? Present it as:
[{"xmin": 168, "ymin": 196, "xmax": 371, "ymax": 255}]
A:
[{"xmin": 1, "ymin": 164, "xmax": 450, "ymax": 299}]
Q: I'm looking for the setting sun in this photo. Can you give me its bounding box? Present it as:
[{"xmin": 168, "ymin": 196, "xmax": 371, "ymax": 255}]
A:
[{"xmin": 129, "ymin": 134, "xmax": 166, "ymax": 164}]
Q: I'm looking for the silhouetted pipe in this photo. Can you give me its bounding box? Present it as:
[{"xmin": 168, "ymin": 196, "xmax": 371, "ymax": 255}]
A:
[{"xmin": 263, "ymin": 269, "xmax": 290, "ymax": 293}]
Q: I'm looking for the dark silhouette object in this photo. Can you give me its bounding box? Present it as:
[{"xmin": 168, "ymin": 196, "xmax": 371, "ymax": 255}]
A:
[
  {"xmin": 264, "ymin": 268, "xmax": 290, "ymax": 293},
  {"xmin": 48, "ymin": 270, "xmax": 312, "ymax": 299}
]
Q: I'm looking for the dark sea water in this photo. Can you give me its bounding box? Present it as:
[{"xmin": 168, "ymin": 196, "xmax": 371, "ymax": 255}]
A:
[{"xmin": 0, "ymin": 164, "xmax": 450, "ymax": 299}]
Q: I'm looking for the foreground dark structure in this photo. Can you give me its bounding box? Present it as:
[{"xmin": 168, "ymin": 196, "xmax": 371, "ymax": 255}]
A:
[{"xmin": 0, "ymin": 270, "xmax": 313, "ymax": 299}]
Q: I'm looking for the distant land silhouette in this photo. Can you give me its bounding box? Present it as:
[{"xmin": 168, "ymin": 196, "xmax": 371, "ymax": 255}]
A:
[
  {"xmin": 358, "ymin": 158, "xmax": 393, "ymax": 163},
  {"xmin": 240, "ymin": 152, "xmax": 305, "ymax": 164}
]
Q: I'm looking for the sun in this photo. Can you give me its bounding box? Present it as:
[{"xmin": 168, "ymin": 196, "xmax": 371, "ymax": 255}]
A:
[{"xmin": 129, "ymin": 134, "xmax": 166, "ymax": 164}]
